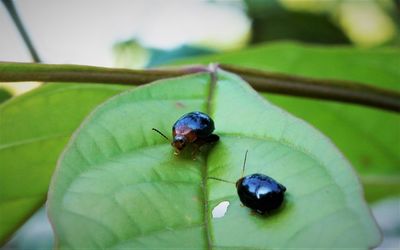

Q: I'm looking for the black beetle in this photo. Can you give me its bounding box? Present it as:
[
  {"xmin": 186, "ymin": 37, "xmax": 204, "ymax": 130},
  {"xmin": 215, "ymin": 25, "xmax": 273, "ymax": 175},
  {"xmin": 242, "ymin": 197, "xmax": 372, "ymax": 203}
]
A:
[
  {"xmin": 152, "ymin": 111, "xmax": 219, "ymax": 154},
  {"xmin": 209, "ymin": 151, "xmax": 286, "ymax": 214}
]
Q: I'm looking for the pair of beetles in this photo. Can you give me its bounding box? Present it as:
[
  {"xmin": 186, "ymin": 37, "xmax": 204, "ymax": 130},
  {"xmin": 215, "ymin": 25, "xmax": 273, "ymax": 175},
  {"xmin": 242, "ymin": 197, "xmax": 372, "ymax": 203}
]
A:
[{"xmin": 153, "ymin": 111, "xmax": 286, "ymax": 215}]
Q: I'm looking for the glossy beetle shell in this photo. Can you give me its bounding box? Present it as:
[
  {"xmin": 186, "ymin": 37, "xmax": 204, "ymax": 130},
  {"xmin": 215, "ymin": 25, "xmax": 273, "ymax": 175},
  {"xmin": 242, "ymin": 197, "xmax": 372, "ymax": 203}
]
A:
[
  {"xmin": 173, "ymin": 111, "xmax": 215, "ymax": 138},
  {"xmin": 236, "ymin": 173, "xmax": 286, "ymax": 214},
  {"xmin": 171, "ymin": 111, "xmax": 218, "ymax": 151}
]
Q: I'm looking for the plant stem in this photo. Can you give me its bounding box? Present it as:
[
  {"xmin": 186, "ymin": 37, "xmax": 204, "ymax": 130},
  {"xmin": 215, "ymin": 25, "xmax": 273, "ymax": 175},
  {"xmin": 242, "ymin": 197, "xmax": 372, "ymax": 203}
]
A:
[
  {"xmin": 2, "ymin": 0, "xmax": 41, "ymax": 62},
  {"xmin": 0, "ymin": 62, "xmax": 208, "ymax": 84},
  {"xmin": 0, "ymin": 61, "xmax": 399, "ymax": 113},
  {"xmin": 219, "ymin": 64, "xmax": 400, "ymax": 113}
]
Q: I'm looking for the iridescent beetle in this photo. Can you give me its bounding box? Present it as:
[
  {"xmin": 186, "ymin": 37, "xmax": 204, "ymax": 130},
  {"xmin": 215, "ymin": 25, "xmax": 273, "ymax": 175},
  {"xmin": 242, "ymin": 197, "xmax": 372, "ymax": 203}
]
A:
[
  {"xmin": 209, "ymin": 151, "xmax": 287, "ymax": 214},
  {"xmin": 152, "ymin": 111, "xmax": 219, "ymax": 154}
]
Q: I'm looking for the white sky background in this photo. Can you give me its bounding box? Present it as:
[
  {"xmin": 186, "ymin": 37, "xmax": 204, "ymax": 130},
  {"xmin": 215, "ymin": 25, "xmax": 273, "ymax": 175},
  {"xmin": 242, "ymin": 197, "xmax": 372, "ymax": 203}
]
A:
[{"xmin": 0, "ymin": 0, "xmax": 250, "ymax": 67}]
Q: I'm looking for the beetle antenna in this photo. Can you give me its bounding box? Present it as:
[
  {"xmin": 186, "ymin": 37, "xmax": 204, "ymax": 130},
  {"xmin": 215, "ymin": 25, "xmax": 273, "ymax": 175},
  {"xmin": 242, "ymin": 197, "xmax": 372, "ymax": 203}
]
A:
[
  {"xmin": 152, "ymin": 128, "xmax": 170, "ymax": 142},
  {"xmin": 241, "ymin": 150, "xmax": 248, "ymax": 178},
  {"xmin": 208, "ymin": 176, "xmax": 235, "ymax": 184}
]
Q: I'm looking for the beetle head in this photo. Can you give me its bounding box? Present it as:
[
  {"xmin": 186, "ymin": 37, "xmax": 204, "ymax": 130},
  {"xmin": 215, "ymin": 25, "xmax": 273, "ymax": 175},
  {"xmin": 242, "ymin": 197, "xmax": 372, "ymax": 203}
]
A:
[
  {"xmin": 235, "ymin": 177, "xmax": 244, "ymax": 188},
  {"xmin": 172, "ymin": 135, "xmax": 187, "ymax": 152}
]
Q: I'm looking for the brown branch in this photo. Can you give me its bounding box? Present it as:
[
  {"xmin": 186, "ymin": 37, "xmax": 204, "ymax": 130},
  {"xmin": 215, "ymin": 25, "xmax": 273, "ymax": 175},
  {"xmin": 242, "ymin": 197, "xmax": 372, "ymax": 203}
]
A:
[
  {"xmin": 0, "ymin": 62, "xmax": 207, "ymax": 84},
  {"xmin": 0, "ymin": 62, "xmax": 399, "ymax": 113},
  {"xmin": 220, "ymin": 64, "xmax": 400, "ymax": 113}
]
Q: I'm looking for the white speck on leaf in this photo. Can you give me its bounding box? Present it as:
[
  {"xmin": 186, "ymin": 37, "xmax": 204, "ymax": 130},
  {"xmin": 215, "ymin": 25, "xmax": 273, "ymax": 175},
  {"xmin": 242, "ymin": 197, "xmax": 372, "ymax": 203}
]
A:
[{"xmin": 212, "ymin": 201, "xmax": 230, "ymax": 218}]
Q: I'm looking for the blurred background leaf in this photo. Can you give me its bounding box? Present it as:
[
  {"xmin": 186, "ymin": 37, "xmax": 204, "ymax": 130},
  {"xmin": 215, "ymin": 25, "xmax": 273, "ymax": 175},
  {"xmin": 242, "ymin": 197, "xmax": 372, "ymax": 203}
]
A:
[
  {"xmin": 0, "ymin": 83, "xmax": 128, "ymax": 244},
  {"xmin": 0, "ymin": 88, "xmax": 12, "ymax": 103},
  {"xmin": 245, "ymin": 0, "xmax": 350, "ymax": 45}
]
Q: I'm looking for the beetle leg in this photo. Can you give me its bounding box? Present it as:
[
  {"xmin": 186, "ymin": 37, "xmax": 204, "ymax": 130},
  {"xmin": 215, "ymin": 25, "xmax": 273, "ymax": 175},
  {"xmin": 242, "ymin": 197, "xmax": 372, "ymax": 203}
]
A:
[{"xmin": 256, "ymin": 209, "xmax": 266, "ymax": 215}]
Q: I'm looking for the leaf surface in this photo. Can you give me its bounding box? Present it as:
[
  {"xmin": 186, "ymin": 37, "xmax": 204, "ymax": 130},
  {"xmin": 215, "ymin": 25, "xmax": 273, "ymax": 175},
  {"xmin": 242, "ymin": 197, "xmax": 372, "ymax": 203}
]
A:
[
  {"xmin": 0, "ymin": 84, "xmax": 127, "ymax": 243},
  {"xmin": 48, "ymin": 71, "xmax": 380, "ymax": 249}
]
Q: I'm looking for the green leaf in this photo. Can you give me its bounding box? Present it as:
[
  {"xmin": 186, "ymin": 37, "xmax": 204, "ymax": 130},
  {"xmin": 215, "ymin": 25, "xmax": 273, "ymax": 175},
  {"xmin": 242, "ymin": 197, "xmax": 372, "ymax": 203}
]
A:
[
  {"xmin": 0, "ymin": 88, "xmax": 12, "ymax": 103},
  {"xmin": 172, "ymin": 42, "xmax": 400, "ymax": 201},
  {"xmin": 48, "ymin": 71, "xmax": 380, "ymax": 249},
  {"xmin": 0, "ymin": 83, "xmax": 127, "ymax": 243},
  {"xmin": 245, "ymin": 0, "xmax": 350, "ymax": 45}
]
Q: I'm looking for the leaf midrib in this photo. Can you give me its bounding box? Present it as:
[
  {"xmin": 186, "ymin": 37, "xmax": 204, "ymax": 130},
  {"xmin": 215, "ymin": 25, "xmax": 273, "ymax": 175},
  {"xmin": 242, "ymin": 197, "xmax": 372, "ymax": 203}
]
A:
[{"xmin": 201, "ymin": 69, "xmax": 216, "ymax": 250}]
